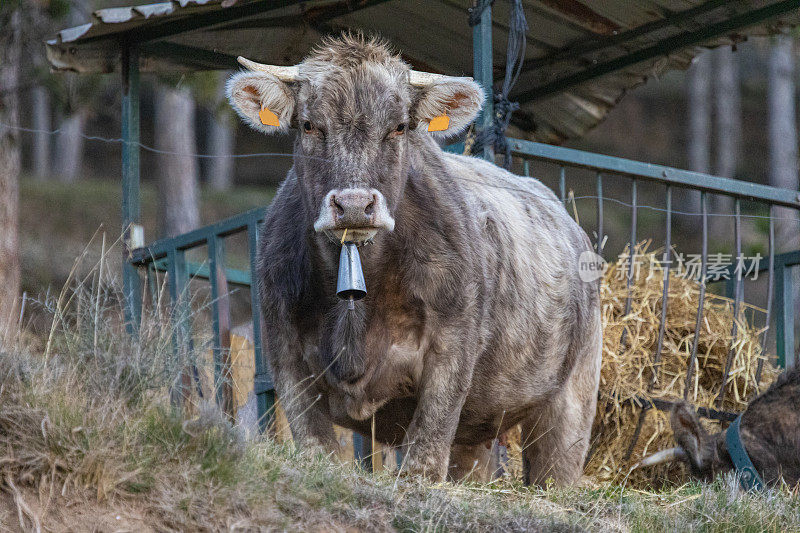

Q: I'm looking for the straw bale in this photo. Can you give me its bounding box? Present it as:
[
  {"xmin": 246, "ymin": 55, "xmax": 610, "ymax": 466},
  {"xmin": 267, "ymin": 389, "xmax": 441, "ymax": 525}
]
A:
[{"xmin": 507, "ymin": 244, "xmax": 777, "ymax": 488}]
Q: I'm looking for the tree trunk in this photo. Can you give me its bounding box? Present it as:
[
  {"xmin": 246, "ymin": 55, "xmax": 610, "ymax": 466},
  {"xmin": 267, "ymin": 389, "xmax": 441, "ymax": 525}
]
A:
[
  {"xmin": 0, "ymin": 8, "xmax": 22, "ymax": 340},
  {"xmin": 54, "ymin": 108, "xmax": 87, "ymax": 183},
  {"xmin": 712, "ymin": 46, "xmax": 740, "ymax": 233},
  {"xmin": 768, "ymin": 35, "xmax": 800, "ymax": 253},
  {"xmin": 155, "ymin": 86, "xmax": 200, "ymax": 237},
  {"xmin": 51, "ymin": 0, "xmax": 90, "ymax": 184},
  {"xmin": 206, "ymin": 76, "xmax": 235, "ymax": 191},
  {"xmin": 32, "ymin": 85, "xmax": 51, "ymax": 179},
  {"xmin": 684, "ymin": 51, "xmax": 711, "ymax": 216}
]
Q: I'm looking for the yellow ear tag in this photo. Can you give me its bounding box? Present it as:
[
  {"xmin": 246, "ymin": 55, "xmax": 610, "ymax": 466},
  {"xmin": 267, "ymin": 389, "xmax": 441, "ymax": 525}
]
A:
[
  {"xmin": 427, "ymin": 114, "xmax": 450, "ymax": 132},
  {"xmin": 259, "ymin": 107, "xmax": 280, "ymax": 127}
]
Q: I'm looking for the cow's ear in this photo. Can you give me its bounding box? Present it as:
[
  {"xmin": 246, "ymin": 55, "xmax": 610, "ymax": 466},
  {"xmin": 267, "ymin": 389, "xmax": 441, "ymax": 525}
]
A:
[
  {"xmin": 412, "ymin": 79, "xmax": 484, "ymax": 137},
  {"xmin": 670, "ymin": 402, "xmax": 708, "ymax": 472},
  {"xmin": 227, "ymin": 71, "xmax": 295, "ymax": 134}
]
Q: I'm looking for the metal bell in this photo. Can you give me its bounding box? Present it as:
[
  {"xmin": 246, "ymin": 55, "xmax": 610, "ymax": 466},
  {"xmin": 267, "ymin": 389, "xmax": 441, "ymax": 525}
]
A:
[{"xmin": 336, "ymin": 242, "xmax": 367, "ymax": 306}]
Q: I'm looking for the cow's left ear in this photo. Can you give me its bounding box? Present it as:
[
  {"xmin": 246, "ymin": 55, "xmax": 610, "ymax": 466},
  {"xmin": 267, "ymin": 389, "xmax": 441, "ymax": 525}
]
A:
[
  {"xmin": 670, "ymin": 402, "xmax": 709, "ymax": 473},
  {"xmin": 412, "ymin": 79, "xmax": 484, "ymax": 137}
]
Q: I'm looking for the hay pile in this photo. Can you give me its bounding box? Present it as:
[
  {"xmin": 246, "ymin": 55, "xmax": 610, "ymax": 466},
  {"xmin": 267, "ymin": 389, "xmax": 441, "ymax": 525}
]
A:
[{"xmin": 507, "ymin": 244, "xmax": 777, "ymax": 488}]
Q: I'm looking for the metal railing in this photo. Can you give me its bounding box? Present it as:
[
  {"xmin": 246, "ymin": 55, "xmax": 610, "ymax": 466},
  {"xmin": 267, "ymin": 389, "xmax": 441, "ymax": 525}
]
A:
[
  {"xmin": 506, "ymin": 138, "xmax": 800, "ymax": 461},
  {"xmin": 125, "ymin": 138, "xmax": 800, "ymax": 469},
  {"xmin": 129, "ymin": 207, "xmax": 275, "ymax": 432},
  {"xmin": 507, "ymin": 137, "xmax": 799, "ymax": 374}
]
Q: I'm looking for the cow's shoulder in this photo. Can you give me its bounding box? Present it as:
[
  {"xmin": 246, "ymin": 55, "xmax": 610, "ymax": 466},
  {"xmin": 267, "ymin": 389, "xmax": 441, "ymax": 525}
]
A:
[{"xmin": 256, "ymin": 172, "xmax": 314, "ymax": 315}]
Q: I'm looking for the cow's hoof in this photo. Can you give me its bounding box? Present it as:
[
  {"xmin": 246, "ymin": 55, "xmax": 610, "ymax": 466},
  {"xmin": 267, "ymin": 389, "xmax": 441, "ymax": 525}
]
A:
[
  {"xmin": 297, "ymin": 436, "xmax": 339, "ymax": 459},
  {"xmin": 400, "ymin": 453, "xmax": 447, "ymax": 482}
]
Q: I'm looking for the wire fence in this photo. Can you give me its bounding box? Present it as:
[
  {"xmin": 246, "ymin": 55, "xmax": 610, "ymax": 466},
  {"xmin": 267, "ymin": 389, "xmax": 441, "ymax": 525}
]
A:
[{"xmin": 4, "ymin": 120, "xmax": 800, "ymax": 223}]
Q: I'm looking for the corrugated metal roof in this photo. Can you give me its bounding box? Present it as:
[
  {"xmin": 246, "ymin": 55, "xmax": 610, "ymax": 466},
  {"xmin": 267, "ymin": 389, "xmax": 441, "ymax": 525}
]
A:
[{"xmin": 46, "ymin": 0, "xmax": 800, "ymax": 144}]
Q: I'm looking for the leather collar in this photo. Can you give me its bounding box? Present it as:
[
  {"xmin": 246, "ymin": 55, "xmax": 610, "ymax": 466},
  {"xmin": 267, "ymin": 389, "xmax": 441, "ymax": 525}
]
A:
[{"xmin": 725, "ymin": 413, "xmax": 764, "ymax": 491}]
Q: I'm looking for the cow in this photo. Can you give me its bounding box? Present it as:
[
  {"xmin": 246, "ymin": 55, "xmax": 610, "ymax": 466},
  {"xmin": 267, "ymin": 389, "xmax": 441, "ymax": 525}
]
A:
[
  {"xmin": 226, "ymin": 34, "xmax": 602, "ymax": 486},
  {"xmin": 637, "ymin": 367, "xmax": 800, "ymax": 488}
]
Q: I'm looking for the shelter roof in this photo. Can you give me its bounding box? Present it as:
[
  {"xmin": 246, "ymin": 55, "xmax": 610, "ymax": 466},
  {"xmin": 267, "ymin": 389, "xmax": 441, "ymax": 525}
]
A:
[{"xmin": 46, "ymin": 0, "xmax": 800, "ymax": 143}]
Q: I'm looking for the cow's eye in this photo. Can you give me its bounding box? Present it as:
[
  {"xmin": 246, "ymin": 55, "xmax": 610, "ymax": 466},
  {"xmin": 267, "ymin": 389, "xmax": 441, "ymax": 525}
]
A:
[
  {"xmin": 303, "ymin": 121, "xmax": 314, "ymax": 133},
  {"xmin": 388, "ymin": 123, "xmax": 406, "ymax": 138}
]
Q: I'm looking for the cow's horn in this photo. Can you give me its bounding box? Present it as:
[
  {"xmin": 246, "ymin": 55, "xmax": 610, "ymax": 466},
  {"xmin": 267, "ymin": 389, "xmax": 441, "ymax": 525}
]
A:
[
  {"xmin": 237, "ymin": 57, "xmax": 471, "ymax": 87},
  {"xmin": 633, "ymin": 447, "xmax": 688, "ymax": 469},
  {"xmin": 408, "ymin": 70, "xmax": 473, "ymax": 87},
  {"xmin": 237, "ymin": 57, "xmax": 299, "ymax": 82},
  {"xmin": 238, "ymin": 57, "xmax": 469, "ymax": 87}
]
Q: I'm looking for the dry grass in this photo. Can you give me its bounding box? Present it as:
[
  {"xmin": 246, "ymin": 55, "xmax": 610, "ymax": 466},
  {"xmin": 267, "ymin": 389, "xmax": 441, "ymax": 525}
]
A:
[{"xmin": 1, "ymin": 240, "xmax": 798, "ymax": 531}]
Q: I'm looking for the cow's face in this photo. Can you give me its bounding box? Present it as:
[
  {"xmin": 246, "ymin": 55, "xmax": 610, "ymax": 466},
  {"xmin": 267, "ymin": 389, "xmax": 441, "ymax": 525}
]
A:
[
  {"xmin": 670, "ymin": 402, "xmax": 733, "ymax": 480},
  {"xmin": 227, "ymin": 36, "xmax": 483, "ymax": 243}
]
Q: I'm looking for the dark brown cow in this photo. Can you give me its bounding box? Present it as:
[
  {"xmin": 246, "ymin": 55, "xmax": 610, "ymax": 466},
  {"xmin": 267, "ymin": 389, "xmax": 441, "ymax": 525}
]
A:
[
  {"xmin": 227, "ymin": 35, "xmax": 602, "ymax": 485},
  {"xmin": 638, "ymin": 367, "xmax": 800, "ymax": 488}
]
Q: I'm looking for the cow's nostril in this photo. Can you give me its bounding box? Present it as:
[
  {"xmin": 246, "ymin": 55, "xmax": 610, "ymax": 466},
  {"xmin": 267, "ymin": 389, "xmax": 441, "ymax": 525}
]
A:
[
  {"xmin": 364, "ymin": 199, "xmax": 375, "ymax": 216},
  {"xmin": 332, "ymin": 197, "xmax": 345, "ymax": 217}
]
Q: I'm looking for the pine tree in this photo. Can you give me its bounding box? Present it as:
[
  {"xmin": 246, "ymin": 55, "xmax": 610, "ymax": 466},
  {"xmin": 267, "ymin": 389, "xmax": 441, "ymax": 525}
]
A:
[
  {"xmin": 155, "ymin": 86, "xmax": 200, "ymax": 237},
  {"xmin": 0, "ymin": 6, "xmax": 22, "ymax": 341},
  {"xmin": 768, "ymin": 35, "xmax": 800, "ymax": 253}
]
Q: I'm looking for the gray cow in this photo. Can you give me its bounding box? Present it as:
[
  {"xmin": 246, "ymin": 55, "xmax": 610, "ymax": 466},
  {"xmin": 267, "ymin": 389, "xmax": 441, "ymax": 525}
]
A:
[{"xmin": 227, "ymin": 34, "xmax": 601, "ymax": 485}]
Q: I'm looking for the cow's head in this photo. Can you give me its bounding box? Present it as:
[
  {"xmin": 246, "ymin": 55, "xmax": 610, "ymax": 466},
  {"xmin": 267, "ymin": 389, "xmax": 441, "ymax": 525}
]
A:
[
  {"xmin": 227, "ymin": 35, "xmax": 483, "ymax": 243},
  {"xmin": 635, "ymin": 401, "xmax": 733, "ymax": 480}
]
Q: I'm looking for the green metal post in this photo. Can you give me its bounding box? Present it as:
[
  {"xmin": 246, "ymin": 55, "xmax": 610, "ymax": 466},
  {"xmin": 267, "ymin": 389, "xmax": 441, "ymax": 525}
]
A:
[
  {"xmin": 472, "ymin": 1, "xmax": 494, "ymax": 161},
  {"xmin": 353, "ymin": 433, "xmax": 373, "ymax": 472},
  {"xmin": 167, "ymin": 247, "xmax": 192, "ymax": 408},
  {"xmin": 775, "ymin": 262, "xmax": 795, "ymax": 369},
  {"xmin": 248, "ymin": 222, "xmax": 275, "ymax": 433},
  {"xmin": 146, "ymin": 264, "xmax": 160, "ymax": 307},
  {"xmin": 122, "ymin": 45, "xmax": 142, "ymax": 334}
]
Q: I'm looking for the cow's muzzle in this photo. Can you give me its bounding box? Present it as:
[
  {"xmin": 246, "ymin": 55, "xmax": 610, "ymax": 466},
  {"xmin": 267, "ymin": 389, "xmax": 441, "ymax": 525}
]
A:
[{"xmin": 314, "ymin": 188, "xmax": 395, "ymax": 242}]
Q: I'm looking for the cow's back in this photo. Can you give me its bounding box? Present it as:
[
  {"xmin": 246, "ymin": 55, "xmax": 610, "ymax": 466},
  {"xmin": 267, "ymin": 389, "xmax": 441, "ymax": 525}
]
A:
[{"xmin": 740, "ymin": 367, "xmax": 800, "ymax": 484}]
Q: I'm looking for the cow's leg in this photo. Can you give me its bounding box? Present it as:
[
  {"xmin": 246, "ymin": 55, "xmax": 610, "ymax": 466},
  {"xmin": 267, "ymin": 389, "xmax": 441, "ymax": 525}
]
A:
[
  {"xmin": 520, "ymin": 331, "xmax": 601, "ymax": 487},
  {"xmin": 400, "ymin": 333, "xmax": 476, "ymax": 481},
  {"xmin": 268, "ymin": 331, "xmax": 338, "ymax": 452},
  {"xmin": 448, "ymin": 443, "xmax": 495, "ymax": 483}
]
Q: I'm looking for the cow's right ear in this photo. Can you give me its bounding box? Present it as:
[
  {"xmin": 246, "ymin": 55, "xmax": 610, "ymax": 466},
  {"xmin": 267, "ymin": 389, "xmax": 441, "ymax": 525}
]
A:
[
  {"xmin": 670, "ymin": 402, "xmax": 708, "ymax": 472},
  {"xmin": 227, "ymin": 71, "xmax": 295, "ymax": 134}
]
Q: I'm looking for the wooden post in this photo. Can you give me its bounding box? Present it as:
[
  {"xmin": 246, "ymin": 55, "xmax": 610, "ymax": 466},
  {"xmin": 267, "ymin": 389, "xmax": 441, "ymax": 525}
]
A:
[{"xmin": 209, "ymin": 235, "xmax": 234, "ymax": 418}]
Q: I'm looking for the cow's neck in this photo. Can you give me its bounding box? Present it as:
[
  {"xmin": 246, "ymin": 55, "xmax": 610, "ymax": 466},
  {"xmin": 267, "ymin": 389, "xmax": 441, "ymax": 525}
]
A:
[
  {"xmin": 308, "ymin": 235, "xmax": 390, "ymax": 386},
  {"xmin": 307, "ymin": 140, "xmax": 445, "ymax": 387}
]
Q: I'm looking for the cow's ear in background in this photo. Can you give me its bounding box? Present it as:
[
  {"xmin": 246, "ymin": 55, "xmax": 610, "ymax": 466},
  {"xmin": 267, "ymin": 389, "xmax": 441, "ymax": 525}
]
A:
[
  {"xmin": 412, "ymin": 79, "xmax": 484, "ymax": 137},
  {"xmin": 227, "ymin": 71, "xmax": 295, "ymax": 134},
  {"xmin": 670, "ymin": 401, "xmax": 708, "ymax": 471}
]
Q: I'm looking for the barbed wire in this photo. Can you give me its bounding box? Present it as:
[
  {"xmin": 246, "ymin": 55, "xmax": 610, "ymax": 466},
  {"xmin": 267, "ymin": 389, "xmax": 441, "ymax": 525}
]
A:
[
  {"xmin": 573, "ymin": 195, "xmax": 798, "ymax": 221},
  {"xmin": 1, "ymin": 122, "xmax": 306, "ymax": 160},
  {"xmin": 450, "ymin": 173, "xmax": 800, "ymax": 221},
  {"xmin": 3, "ymin": 120, "xmax": 800, "ymax": 222}
]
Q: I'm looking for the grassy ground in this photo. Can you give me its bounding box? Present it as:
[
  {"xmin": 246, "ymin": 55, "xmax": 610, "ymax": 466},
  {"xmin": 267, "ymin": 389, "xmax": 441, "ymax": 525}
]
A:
[
  {"xmin": 1, "ymin": 252, "xmax": 799, "ymax": 532},
  {"xmin": 19, "ymin": 177, "xmax": 275, "ymax": 294}
]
